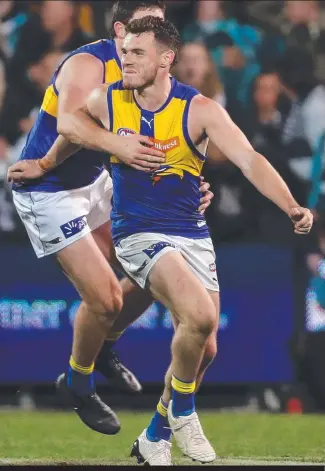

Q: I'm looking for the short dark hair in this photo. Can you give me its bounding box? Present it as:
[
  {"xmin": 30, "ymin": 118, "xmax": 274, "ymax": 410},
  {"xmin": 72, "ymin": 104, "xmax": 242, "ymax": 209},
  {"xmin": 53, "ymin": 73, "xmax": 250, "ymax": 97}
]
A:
[
  {"xmin": 125, "ymin": 16, "xmax": 180, "ymax": 65},
  {"xmin": 111, "ymin": 1, "xmax": 166, "ymax": 37}
]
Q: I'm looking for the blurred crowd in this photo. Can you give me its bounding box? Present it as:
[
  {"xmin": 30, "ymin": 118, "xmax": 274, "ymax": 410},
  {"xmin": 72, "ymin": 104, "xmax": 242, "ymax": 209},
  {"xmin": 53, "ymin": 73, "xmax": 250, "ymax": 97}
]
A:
[{"xmin": 0, "ymin": 0, "xmax": 325, "ymax": 253}]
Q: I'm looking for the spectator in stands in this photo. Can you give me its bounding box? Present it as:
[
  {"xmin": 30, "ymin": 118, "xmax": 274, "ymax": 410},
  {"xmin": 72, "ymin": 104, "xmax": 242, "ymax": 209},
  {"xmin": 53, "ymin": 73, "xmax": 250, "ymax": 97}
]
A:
[
  {"xmin": 0, "ymin": 49, "xmax": 65, "ymax": 241},
  {"xmin": 0, "ymin": 0, "xmax": 93, "ymax": 162},
  {"xmin": 0, "ymin": 0, "xmax": 29, "ymax": 59},
  {"xmin": 241, "ymin": 70, "xmax": 312, "ymax": 244},
  {"xmin": 283, "ymin": 0, "xmax": 325, "ymax": 85},
  {"xmin": 0, "ymin": 0, "xmax": 30, "ymax": 148},
  {"xmin": 278, "ymin": 50, "xmax": 325, "ymax": 218},
  {"xmin": 77, "ymin": 0, "xmax": 96, "ymax": 37},
  {"xmin": 0, "ymin": 51, "xmax": 5, "ymax": 114},
  {"xmin": 173, "ymin": 42, "xmax": 226, "ymax": 107},
  {"xmin": 280, "ymin": 50, "xmax": 325, "ymax": 152},
  {"xmin": 242, "ymin": 1, "xmax": 284, "ymax": 32},
  {"xmin": 173, "ymin": 41, "xmax": 252, "ymax": 244},
  {"xmin": 40, "ymin": 0, "xmax": 92, "ymax": 51},
  {"xmin": 7, "ymin": 50, "xmax": 66, "ymax": 166},
  {"xmin": 181, "ymin": 0, "xmax": 261, "ymax": 105}
]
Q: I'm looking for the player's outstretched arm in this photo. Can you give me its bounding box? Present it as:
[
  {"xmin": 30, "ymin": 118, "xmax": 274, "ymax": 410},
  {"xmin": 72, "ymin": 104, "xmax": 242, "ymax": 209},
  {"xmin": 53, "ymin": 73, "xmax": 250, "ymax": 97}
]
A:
[{"xmin": 194, "ymin": 95, "xmax": 313, "ymax": 235}]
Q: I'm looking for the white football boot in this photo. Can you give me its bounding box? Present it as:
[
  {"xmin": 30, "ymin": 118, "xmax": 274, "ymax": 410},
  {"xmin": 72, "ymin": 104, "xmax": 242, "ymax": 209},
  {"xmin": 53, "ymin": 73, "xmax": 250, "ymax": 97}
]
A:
[
  {"xmin": 168, "ymin": 401, "xmax": 216, "ymax": 463},
  {"xmin": 130, "ymin": 429, "xmax": 172, "ymax": 466}
]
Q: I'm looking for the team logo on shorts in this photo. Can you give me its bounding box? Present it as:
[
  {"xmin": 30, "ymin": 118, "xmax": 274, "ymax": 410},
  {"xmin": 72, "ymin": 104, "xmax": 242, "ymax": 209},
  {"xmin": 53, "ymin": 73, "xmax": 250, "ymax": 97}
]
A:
[
  {"xmin": 117, "ymin": 128, "xmax": 136, "ymax": 136},
  {"xmin": 60, "ymin": 215, "xmax": 87, "ymax": 239},
  {"xmin": 209, "ymin": 262, "xmax": 216, "ymax": 272},
  {"xmin": 143, "ymin": 242, "xmax": 175, "ymax": 259}
]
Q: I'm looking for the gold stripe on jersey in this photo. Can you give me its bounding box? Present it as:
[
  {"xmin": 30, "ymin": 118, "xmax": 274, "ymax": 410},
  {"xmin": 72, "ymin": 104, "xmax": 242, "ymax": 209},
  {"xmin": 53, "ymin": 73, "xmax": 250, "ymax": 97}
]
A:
[
  {"xmin": 109, "ymin": 88, "xmax": 204, "ymax": 177},
  {"xmin": 105, "ymin": 59, "xmax": 123, "ymax": 85},
  {"xmin": 40, "ymin": 85, "xmax": 58, "ymax": 118},
  {"xmin": 110, "ymin": 89, "xmax": 141, "ymax": 164}
]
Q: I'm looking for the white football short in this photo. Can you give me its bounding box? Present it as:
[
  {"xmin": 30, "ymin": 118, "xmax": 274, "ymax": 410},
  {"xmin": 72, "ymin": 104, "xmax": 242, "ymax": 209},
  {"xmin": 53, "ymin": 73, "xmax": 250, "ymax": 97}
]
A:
[
  {"xmin": 12, "ymin": 169, "xmax": 113, "ymax": 258},
  {"xmin": 115, "ymin": 232, "xmax": 219, "ymax": 292}
]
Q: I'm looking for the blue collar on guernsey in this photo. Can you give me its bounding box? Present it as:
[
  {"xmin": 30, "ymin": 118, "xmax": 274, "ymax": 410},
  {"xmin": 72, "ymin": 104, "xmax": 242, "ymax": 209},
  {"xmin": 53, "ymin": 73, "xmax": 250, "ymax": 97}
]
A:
[{"xmin": 132, "ymin": 77, "xmax": 176, "ymax": 113}]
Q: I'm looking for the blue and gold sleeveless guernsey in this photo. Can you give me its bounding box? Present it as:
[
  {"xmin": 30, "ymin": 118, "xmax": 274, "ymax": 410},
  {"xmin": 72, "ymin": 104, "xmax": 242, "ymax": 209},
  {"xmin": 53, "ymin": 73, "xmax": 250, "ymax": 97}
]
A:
[
  {"xmin": 13, "ymin": 39, "xmax": 122, "ymax": 193},
  {"xmin": 108, "ymin": 78, "xmax": 210, "ymax": 243}
]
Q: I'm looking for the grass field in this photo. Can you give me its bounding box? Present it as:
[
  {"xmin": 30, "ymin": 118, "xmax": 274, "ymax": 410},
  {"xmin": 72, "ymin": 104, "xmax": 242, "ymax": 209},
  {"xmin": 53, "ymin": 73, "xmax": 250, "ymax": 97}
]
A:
[{"xmin": 1, "ymin": 410, "xmax": 324, "ymax": 465}]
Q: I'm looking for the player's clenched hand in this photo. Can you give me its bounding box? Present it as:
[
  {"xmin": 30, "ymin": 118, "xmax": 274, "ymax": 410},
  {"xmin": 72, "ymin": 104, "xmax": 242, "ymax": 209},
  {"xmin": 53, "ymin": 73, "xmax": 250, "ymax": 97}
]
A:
[
  {"xmin": 289, "ymin": 206, "xmax": 313, "ymax": 235},
  {"xmin": 198, "ymin": 176, "xmax": 214, "ymax": 214},
  {"xmin": 115, "ymin": 134, "xmax": 165, "ymax": 172},
  {"xmin": 7, "ymin": 160, "xmax": 45, "ymax": 184}
]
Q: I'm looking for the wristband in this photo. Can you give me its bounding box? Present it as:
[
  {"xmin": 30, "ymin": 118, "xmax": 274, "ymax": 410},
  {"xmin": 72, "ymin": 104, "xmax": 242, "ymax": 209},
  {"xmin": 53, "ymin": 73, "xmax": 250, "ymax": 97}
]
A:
[{"xmin": 38, "ymin": 157, "xmax": 53, "ymax": 172}]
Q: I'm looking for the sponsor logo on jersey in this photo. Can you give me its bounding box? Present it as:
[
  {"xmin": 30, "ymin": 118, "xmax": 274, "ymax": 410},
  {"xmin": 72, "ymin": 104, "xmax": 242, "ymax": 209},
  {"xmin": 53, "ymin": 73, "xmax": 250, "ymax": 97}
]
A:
[
  {"xmin": 150, "ymin": 136, "xmax": 180, "ymax": 153},
  {"xmin": 209, "ymin": 262, "xmax": 216, "ymax": 272},
  {"xmin": 60, "ymin": 215, "xmax": 87, "ymax": 239}
]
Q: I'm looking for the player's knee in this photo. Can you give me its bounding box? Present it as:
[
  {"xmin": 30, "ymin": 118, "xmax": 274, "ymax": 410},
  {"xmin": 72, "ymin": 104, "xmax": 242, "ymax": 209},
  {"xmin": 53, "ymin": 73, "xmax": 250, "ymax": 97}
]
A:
[
  {"xmin": 109, "ymin": 286, "xmax": 123, "ymax": 318},
  {"xmin": 202, "ymin": 336, "xmax": 217, "ymax": 368},
  {"xmin": 189, "ymin": 308, "xmax": 215, "ymax": 339},
  {"xmin": 106, "ymin": 282, "xmax": 123, "ymax": 317},
  {"xmin": 88, "ymin": 283, "xmax": 123, "ymax": 323}
]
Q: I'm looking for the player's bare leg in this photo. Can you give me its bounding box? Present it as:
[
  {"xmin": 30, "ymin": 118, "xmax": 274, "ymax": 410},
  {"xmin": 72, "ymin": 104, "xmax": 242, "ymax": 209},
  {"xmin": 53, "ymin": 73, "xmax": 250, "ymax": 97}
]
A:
[
  {"xmin": 152, "ymin": 256, "xmax": 218, "ymax": 464},
  {"xmin": 144, "ymin": 302, "xmax": 218, "ymax": 439},
  {"xmin": 93, "ymin": 215, "xmax": 215, "ymax": 394},
  {"xmin": 132, "ymin": 325, "xmax": 218, "ymax": 465},
  {"xmin": 56, "ymin": 232, "xmax": 122, "ymax": 435},
  {"xmin": 95, "ymin": 277, "xmax": 152, "ymax": 393},
  {"xmin": 131, "ymin": 252, "xmax": 217, "ymax": 464},
  {"xmin": 149, "ymin": 253, "xmax": 217, "ymax": 383},
  {"xmin": 161, "ymin": 327, "xmax": 218, "ymax": 404},
  {"xmin": 92, "ymin": 222, "xmax": 152, "ymax": 392}
]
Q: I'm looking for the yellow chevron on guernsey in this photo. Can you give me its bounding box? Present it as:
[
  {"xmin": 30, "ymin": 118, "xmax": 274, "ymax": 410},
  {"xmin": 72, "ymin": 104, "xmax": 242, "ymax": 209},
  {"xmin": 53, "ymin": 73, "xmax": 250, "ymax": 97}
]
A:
[
  {"xmin": 105, "ymin": 59, "xmax": 122, "ymax": 85},
  {"xmin": 41, "ymin": 85, "xmax": 58, "ymax": 118},
  {"xmin": 40, "ymin": 45, "xmax": 122, "ymax": 119},
  {"xmin": 15, "ymin": 39, "xmax": 123, "ymax": 193},
  {"xmin": 109, "ymin": 83, "xmax": 204, "ymax": 179}
]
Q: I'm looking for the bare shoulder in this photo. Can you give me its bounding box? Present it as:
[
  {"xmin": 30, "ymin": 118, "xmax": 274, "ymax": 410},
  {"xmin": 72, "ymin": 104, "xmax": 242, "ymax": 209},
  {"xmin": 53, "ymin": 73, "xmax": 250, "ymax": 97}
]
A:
[
  {"xmin": 191, "ymin": 95, "xmax": 224, "ymax": 122},
  {"xmin": 61, "ymin": 52, "xmax": 103, "ymax": 73},
  {"xmin": 57, "ymin": 53, "xmax": 104, "ymax": 89},
  {"xmin": 191, "ymin": 95, "xmax": 224, "ymax": 112},
  {"xmin": 192, "ymin": 95, "xmax": 232, "ymax": 127}
]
